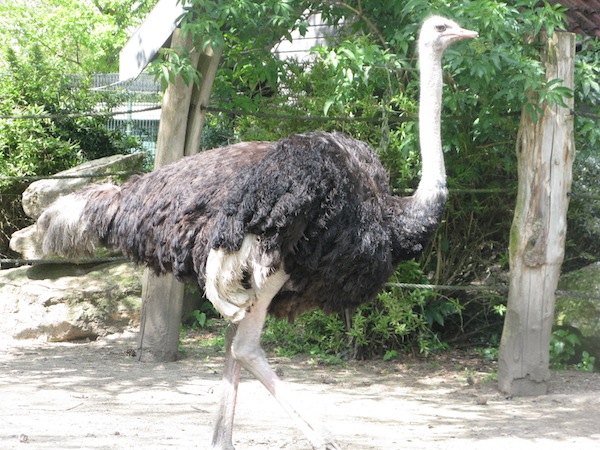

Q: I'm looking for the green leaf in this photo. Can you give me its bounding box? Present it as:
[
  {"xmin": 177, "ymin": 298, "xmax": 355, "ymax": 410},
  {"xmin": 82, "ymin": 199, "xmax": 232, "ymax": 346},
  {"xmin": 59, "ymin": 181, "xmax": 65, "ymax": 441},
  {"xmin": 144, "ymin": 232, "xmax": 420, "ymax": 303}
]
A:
[{"xmin": 323, "ymin": 98, "xmax": 335, "ymax": 116}]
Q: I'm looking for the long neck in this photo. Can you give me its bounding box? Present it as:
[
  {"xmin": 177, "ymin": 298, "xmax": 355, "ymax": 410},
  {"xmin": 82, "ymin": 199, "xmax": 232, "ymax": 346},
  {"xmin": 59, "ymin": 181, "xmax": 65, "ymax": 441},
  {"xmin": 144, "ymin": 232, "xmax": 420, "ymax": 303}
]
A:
[
  {"xmin": 383, "ymin": 44, "xmax": 449, "ymax": 262},
  {"xmin": 415, "ymin": 45, "xmax": 446, "ymax": 198}
]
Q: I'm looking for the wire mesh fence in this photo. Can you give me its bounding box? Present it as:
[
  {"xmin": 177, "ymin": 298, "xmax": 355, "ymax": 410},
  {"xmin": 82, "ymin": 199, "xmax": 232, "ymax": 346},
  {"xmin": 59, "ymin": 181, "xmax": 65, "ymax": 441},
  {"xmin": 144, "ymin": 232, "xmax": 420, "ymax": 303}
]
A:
[{"xmin": 93, "ymin": 73, "xmax": 161, "ymax": 157}]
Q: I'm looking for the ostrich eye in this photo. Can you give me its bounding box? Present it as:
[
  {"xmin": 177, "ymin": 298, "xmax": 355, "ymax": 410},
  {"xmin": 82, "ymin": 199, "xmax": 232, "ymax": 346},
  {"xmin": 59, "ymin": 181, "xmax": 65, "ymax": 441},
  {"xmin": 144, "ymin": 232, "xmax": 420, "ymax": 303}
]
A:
[{"xmin": 435, "ymin": 24, "xmax": 447, "ymax": 33}]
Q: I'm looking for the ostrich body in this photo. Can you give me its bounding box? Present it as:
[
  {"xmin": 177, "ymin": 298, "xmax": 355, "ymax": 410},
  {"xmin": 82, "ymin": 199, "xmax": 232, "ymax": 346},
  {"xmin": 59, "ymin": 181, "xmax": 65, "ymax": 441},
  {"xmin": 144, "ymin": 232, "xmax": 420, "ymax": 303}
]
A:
[{"xmin": 37, "ymin": 16, "xmax": 477, "ymax": 450}]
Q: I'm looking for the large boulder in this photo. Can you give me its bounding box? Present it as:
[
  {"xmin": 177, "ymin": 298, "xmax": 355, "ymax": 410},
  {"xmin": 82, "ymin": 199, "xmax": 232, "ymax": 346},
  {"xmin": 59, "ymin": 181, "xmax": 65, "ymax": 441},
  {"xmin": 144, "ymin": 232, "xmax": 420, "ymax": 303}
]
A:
[
  {"xmin": 22, "ymin": 152, "xmax": 146, "ymax": 220},
  {"xmin": 4, "ymin": 152, "xmax": 205, "ymax": 342},
  {"xmin": 556, "ymin": 262, "xmax": 600, "ymax": 363},
  {"xmin": 9, "ymin": 225, "xmax": 44, "ymax": 261},
  {"xmin": 0, "ymin": 262, "xmax": 143, "ymax": 341},
  {"xmin": 9, "ymin": 152, "xmax": 145, "ymax": 259}
]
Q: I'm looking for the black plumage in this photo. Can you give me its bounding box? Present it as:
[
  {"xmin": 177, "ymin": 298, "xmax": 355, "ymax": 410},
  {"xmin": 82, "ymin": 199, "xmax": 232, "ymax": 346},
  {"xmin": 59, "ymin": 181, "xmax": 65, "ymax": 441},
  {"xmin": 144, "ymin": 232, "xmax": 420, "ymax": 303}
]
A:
[{"xmin": 42, "ymin": 132, "xmax": 443, "ymax": 320}]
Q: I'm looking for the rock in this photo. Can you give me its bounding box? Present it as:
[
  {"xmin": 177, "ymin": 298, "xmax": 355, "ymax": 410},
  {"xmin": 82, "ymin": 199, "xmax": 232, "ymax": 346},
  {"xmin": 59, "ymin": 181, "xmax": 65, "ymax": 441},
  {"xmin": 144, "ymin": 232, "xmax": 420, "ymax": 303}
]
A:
[
  {"xmin": 2, "ymin": 152, "xmax": 208, "ymax": 342},
  {"xmin": 0, "ymin": 262, "xmax": 143, "ymax": 341},
  {"xmin": 9, "ymin": 225, "xmax": 43, "ymax": 260},
  {"xmin": 556, "ymin": 263, "xmax": 600, "ymax": 363},
  {"xmin": 21, "ymin": 152, "xmax": 145, "ymax": 220},
  {"xmin": 9, "ymin": 152, "xmax": 145, "ymax": 260}
]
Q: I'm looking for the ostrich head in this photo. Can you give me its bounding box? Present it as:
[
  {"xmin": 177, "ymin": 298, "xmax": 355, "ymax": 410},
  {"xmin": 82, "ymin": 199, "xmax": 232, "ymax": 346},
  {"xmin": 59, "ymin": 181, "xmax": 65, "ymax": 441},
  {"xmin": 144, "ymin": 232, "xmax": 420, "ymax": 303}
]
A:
[{"xmin": 419, "ymin": 15, "xmax": 479, "ymax": 54}]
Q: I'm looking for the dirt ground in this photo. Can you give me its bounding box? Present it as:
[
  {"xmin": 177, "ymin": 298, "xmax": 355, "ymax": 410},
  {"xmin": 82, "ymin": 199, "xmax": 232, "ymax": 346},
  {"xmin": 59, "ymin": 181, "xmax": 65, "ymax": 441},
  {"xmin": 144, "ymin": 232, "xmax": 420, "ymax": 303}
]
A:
[{"xmin": 1, "ymin": 331, "xmax": 599, "ymax": 450}]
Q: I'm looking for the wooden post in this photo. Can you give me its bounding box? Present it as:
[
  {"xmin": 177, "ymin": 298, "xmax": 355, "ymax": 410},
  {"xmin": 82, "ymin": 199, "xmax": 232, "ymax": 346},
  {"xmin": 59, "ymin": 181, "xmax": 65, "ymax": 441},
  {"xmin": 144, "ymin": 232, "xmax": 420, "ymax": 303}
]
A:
[
  {"xmin": 498, "ymin": 31, "xmax": 575, "ymax": 395},
  {"xmin": 137, "ymin": 29, "xmax": 221, "ymax": 362},
  {"xmin": 185, "ymin": 45, "xmax": 223, "ymax": 156}
]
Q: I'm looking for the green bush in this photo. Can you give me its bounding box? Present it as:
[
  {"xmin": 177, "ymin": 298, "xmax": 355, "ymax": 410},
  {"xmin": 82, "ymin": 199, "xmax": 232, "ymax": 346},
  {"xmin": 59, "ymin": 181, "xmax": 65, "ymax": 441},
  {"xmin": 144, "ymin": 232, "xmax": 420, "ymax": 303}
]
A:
[
  {"xmin": 0, "ymin": 44, "xmax": 140, "ymax": 256},
  {"xmin": 260, "ymin": 261, "xmax": 459, "ymax": 360},
  {"xmin": 550, "ymin": 328, "xmax": 596, "ymax": 372}
]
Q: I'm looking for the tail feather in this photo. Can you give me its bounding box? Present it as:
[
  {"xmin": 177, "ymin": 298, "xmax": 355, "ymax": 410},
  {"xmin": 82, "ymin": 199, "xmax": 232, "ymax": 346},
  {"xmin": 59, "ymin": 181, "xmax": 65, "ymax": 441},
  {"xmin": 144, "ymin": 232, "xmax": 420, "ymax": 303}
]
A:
[{"xmin": 37, "ymin": 184, "xmax": 119, "ymax": 257}]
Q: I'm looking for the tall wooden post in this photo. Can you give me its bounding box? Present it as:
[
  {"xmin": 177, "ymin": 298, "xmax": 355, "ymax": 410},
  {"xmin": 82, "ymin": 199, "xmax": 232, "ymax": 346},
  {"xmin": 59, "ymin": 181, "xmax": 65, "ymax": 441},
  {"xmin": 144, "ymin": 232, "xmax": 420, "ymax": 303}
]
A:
[
  {"xmin": 498, "ymin": 31, "xmax": 575, "ymax": 395},
  {"xmin": 137, "ymin": 29, "xmax": 221, "ymax": 362},
  {"xmin": 185, "ymin": 45, "xmax": 223, "ymax": 156}
]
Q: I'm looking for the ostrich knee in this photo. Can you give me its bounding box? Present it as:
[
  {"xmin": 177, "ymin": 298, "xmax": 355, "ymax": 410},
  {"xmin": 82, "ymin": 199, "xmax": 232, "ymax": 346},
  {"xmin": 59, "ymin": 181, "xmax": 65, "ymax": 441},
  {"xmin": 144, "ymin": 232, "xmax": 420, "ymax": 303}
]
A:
[
  {"xmin": 230, "ymin": 306, "xmax": 281, "ymax": 395},
  {"xmin": 231, "ymin": 340, "xmax": 266, "ymax": 368}
]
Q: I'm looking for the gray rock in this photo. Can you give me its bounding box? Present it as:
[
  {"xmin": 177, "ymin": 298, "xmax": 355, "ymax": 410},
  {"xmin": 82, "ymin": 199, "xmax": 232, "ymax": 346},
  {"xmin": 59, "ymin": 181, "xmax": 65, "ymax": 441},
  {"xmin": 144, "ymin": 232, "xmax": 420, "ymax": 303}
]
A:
[
  {"xmin": 557, "ymin": 263, "xmax": 600, "ymax": 363},
  {"xmin": 0, "ymin": 262, "xmax": 142, "ymax": 341},
  {"xmin": 21, "ymin": 152, "xmax": 145, "ymax": 220}
]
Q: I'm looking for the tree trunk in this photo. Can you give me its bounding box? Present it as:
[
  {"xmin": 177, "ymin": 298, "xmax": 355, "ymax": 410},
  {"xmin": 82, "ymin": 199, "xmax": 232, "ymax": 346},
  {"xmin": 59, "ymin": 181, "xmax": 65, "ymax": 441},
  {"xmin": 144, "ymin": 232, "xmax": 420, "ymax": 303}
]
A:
[
  {"xmin": 137, "ymin": 29, "xmax": 221, "ymax": 362},
  {"xmin": 498, "ymin": 31, "xmax": 575, "ymax": 395}
]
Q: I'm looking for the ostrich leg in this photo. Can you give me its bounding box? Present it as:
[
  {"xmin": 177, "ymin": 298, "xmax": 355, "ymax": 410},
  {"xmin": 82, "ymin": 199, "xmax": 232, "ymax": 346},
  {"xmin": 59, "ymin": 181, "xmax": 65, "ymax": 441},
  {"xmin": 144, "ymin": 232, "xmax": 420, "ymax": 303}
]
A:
[
  {"xmin": 229, "ymin": 270, "xmax": 342, "ymax": 450},
  {"xmin": 211, "ymin": 324, "xmax": 241, "ymax": 450}
]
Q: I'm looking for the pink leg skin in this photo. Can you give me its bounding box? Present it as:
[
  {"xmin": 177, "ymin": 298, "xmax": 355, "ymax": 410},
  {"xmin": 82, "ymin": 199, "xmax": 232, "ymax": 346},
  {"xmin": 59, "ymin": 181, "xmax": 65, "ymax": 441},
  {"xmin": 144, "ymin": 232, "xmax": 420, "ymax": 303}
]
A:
[
  {"xmin": 211, "ymin": 325, "xmax": 240, "ymax": 450},
  {"xmin": 211, "ymin": 271, "xmax": 341, "ymax": 450}
]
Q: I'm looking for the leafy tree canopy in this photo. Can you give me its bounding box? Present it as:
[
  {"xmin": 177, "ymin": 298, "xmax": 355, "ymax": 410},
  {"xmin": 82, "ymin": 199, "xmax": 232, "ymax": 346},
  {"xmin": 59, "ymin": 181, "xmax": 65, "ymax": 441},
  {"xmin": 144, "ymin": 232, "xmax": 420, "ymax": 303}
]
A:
[
  {"xmin": 165, "ymin": 0, "xmax": 597, "ymax": 184},
  {"xmin": 0, "ymin": 0, "xmax": 152, "ymax": 254},
  {"xmin": 0, "ymin": 0, "xmax": 159, "ymax": 73}
]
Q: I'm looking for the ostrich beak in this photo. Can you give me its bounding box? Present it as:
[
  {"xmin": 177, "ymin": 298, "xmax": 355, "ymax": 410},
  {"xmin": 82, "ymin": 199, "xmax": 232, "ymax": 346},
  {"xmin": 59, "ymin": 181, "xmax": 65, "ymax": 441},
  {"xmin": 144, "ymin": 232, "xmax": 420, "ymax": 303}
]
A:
[{"xmin": 448, "ymin": 27, "xmax": 479, "ymax": 40}]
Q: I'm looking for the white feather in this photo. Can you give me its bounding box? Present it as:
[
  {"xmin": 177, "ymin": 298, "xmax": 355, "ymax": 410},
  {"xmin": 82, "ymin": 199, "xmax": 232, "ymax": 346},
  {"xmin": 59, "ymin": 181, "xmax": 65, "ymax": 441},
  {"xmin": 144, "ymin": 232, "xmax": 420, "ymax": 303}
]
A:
[
  {"xmin": 38, "ymin": 194, "xmax": 98, "ymax": 256},
  {"xmin": 205, "ymin": 234, "xmax": 289, "ymax": 323}
]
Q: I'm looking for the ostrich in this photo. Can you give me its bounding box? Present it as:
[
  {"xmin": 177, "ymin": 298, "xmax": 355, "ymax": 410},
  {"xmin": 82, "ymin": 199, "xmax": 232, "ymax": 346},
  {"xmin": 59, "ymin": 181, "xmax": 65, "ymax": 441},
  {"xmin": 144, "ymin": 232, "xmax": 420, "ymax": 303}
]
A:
[{"xmin": 36, "ymin": 16, "xmax": 477, "ymax": 450}]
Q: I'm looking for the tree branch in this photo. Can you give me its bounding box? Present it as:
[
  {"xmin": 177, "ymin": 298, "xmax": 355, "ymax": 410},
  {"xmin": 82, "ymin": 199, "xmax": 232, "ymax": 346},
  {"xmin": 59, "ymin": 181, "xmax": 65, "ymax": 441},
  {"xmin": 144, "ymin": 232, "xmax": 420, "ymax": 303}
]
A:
[{"xmin": 328, "ymin": 1, "xmax": 388, "ymax": 50}]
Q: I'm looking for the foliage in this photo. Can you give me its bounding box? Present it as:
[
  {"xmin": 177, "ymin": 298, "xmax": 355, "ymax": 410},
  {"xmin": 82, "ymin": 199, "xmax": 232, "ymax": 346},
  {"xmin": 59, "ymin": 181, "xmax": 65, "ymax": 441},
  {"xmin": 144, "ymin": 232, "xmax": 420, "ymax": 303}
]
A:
[
  {"xmin": 150, "ymin": 0, "xmax": 310, "ymax": 93},
  {"xmin": 261, "ymin": 261, "xmax": 455, "ymax": 360},
  {"xmin": 550, "ymin": 328, "xmax": 596, "ymax": 372},
  {"xmin": 577, "ymin": 351, "xmax": 596, "ymax": 373},
  {"xmin": 183, "ymin": 298, "xmax": 222, "ymax": 330},
  {"xmin": 550, "ymin": 328, "xmax": 581, "ymax": 368},
  {"xmin": 564, "ymin": 38, "xmax": 600, "ymax": 271},
  {"xmin": 262, "ymin": 310, "xmax": 347, "ymax": 360},
  {"xmin": 0, "ymin": 0, "xmax": 159, "ymax": 74},
  {"xmin": 0, "ymin": 44, "xmax": 140, "ymax": 256},
  {"xmin": 186, "ymin": 309, "xmax": 208, "ymax": 329},
  {"xmin": 566, "ymin": 154, "xmax": 600, "ymax": 270}
]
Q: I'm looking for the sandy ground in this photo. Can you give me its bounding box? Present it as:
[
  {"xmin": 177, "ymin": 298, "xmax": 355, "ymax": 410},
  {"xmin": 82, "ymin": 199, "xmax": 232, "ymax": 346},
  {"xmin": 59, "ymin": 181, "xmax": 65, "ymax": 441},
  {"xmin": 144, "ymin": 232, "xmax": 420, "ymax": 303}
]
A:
[{"xmin": 0, "ymin": 332, "xmax": 599, "ymax": 450}]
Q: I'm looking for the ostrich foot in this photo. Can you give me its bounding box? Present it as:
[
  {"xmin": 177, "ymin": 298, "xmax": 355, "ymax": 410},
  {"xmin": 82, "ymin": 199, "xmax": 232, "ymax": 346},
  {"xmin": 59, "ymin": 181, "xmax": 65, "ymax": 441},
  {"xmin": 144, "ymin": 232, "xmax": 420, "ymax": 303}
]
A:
[
  {"xmin": 210, "ymin": 429, "xmax": 235, "ymax": 450},
  {"xmin": 315, "ymin": 440, "xmax": 342, "ymax": 450},
  {"xmin": 211, "ymin": 445, "xmax": 235, "ymax": 450},
  {"xmin": 308, "ymin": 429, "xmax": 342, "ymax": 450}
]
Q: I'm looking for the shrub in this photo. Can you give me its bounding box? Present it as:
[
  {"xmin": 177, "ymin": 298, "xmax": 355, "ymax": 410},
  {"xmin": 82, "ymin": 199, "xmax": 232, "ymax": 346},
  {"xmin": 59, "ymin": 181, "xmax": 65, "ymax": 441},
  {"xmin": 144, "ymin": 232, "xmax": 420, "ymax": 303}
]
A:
[{"xmin": 0, "ymin": 44, "xmax": 140, "ymax": 257}]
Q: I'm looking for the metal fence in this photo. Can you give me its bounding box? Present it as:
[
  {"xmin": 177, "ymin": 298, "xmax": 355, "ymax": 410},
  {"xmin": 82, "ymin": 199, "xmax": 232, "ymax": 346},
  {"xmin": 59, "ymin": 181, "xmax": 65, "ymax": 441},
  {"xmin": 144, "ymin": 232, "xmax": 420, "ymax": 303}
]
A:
[{"xmin": 92, "ymin": 73, "xmax": 161, "ymax": 157}]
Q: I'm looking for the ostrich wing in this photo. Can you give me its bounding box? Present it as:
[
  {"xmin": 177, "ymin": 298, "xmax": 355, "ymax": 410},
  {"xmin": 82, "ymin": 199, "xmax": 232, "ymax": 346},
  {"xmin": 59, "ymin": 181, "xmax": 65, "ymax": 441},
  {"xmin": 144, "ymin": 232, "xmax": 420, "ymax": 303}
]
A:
[
  {"xmin": 89, "ymin": 142, "xmax": 272, "ymax": 282},
  {"xmin": 209, "ymin": 132, "xmax": 389, "ymax": 264},
  {"xmin": 208, "ymin": 132, "xmax": 396, "ymax": 319}
]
